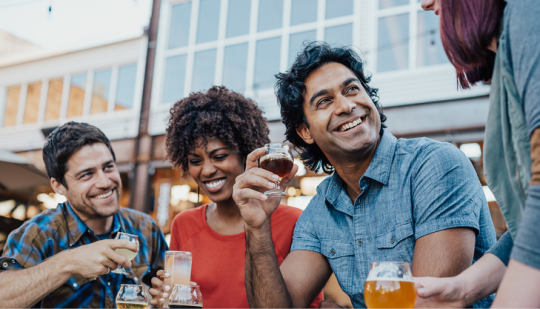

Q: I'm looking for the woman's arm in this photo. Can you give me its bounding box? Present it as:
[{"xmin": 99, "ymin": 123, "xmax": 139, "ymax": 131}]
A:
[{"xmin": 414, "ymin": 253, "xmax": 506, "ymax": 308}]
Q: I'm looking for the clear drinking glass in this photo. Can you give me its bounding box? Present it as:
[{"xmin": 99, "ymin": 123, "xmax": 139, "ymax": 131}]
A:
[
  {"xmin": 164, "ymin": 251, "xmax": 193, "ymax": 308},
  {"xmin": 259, "ymin": 143, "xmax": 294, "ymax": 197},
  {"xmin": 112, "ymin": 232, "xmax": 139, "ymax": 275},
  {"xmin": 115, "ymin": 284, "xmax": 149, "ymax": 309},
  {"xmin": 168, "ymin": 283, "xmax": 203, "ymax": 308},
  {"xmin": 364, "ymin": 261, "xmax": 416, "ymax": 309}
]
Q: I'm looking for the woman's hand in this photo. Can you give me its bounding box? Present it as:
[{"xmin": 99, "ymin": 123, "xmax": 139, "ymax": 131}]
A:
[
  {"xmin": 149, "ymin": 270, "xmax": 170, "ymax": 307},
  {"xmin": 414, "ymin": 276, "xmax": 466, "ymax": 308}
]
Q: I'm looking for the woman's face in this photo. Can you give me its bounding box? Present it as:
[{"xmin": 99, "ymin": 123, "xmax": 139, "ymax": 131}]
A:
[
  {"xmin": 421, "ymin": 0, "xmax": 441, "ymax": 15},
  {"xmin": 187, "ymin": 137, "xmax": 245, "ymax": 203}
]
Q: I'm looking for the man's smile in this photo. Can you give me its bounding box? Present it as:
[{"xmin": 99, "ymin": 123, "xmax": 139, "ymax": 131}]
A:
[
  {"xmin": 90, "ymin": 188, "xmax": 115, "ymax": 200},
  {"xmin": 335, "ymin": 115, "xmax": 366, "ymax": 132}
]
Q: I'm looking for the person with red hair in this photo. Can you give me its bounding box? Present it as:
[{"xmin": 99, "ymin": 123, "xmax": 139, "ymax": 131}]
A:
[{"xmin": 415, "ymin": 0, "xmax": 540, "ymax": 307}]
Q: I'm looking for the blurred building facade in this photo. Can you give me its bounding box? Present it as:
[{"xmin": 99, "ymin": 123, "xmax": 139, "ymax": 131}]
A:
[{"xmin": 0, "ymin": 36, "xmax": 148, "ymax": 215}]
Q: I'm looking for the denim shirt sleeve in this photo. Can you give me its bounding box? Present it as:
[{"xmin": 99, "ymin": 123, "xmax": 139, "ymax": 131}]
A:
[
  {"xmin": 290, "ymin": 199, "xmax": 321, "ymax": 253},
  {"xmin": 507, "ymin": 1, "xmax": 540, "ymax": 136},
  {"xmin": 412, "ymin": 143, "xmax": 483, "ymax": 239}
]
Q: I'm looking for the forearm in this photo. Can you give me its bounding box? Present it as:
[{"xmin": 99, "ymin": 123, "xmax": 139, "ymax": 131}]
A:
[
  {"xmin": 0, "ymin": 253, "xmax": 73, "ymax": 308},
  {"xmin": 492, "ymin": 259, "xmax": 540, "ymax": 308},
  {"xmin": 457, "ymin": 253, "xmax": 506, "ymax": 307},
  {"xmin": 245, "ymin": 219, "xmax": 293, "ymax": 308}
]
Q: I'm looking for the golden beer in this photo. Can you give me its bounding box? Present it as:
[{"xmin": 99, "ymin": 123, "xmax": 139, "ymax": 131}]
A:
[
  {"xmin": 168, "ymin": 303, "xmax": 203, "ymax": 308},
  {"xmin": 115, "ymin": 301, "xmax": 148, "ymax": 309},
  {"xmin": 364, "ymin": 279, "xmax": 416, "ymax": 309}
]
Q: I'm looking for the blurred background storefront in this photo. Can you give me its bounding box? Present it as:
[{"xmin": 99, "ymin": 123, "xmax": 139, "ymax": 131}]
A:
[{"xmin": 0, "ymin": 0, "xmax": 504, "ymax": 306}]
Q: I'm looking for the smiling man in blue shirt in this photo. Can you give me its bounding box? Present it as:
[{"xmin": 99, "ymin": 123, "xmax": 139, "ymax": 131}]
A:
[
  {"xmin": 233, "ymin": 42, "xmax": 496, "ymax": 308},
  {"xmin": 0, "ymin": 122, "xmax": 167, "ymax": 308}
]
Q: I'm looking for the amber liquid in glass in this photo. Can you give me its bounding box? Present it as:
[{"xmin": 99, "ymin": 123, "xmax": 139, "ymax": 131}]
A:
[
  {"xmin": 260, "ymin": 155, "xmax": 293, "ymax": 177},
  {"xmin": 115, "ymin": 301, "xmax": 148, "ymax": 309},
  {"xmin": 364, "ymin": 280, "xmax": 416, "ymax": 309}
]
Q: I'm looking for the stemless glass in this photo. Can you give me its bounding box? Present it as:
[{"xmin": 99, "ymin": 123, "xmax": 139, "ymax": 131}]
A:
[
  {"xmin": 259, "ymin": 143, "xmax": 294, "ymax": 197},
  {"xmin": 164, "ymin": 251, "xmax": 192, "ymax": 308},
  {"xmin": 115, "ymin": 284, "xmax": 148, "ymax": 309},
  {"xmin": 364, "ymin": 261, "xmax": 416, "ymax": 309},
  {"xmin": 112, "ymin": 232, "xmax": 139, "ymax": 275},
  {"xmin": 168, "ymin": 283, "xmax": 203, "ymax": 308}
]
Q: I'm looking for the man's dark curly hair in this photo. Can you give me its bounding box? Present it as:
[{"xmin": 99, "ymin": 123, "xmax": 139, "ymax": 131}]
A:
[
  {"xmin": 43, "ymin": 121, "xmax": 116, "ymax": 188},
  {"xmin": 275, "ymin": 41, "xmax": 386, "ymax": 174},
  {"xmin": 166, "ymin": 86, "xmax": 270, "ymax": 175}
]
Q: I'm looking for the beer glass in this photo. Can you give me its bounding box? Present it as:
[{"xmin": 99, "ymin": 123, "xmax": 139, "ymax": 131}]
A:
[
  {"xmin": 164, "ymin": 251, "xmax": 192, "ymax": 308},
  {"xmin": 364, "ymin": 261, "xmax": 416, "ymax": 309},
  {"xmin": 168, "ymin": 284, "xmax": 203, "ymax": 308},
  {"xmin": 260, "ymin": 143, "xmax": 294, "ymax": 197},
  {"xmin": 112, "ymin": 232, "xmax": 139, "ymax": 275},
  {"xmin": 115, "ymin": 284, "xmax": 148, "ymax": 309}
]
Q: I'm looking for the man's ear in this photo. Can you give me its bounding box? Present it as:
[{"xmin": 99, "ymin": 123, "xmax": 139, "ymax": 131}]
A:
[
  {"xmin": 296, "ymin": 123, "xmax": 314, "ymax": 145},
  {"xmin": 50, "ymin": 178, "xmax": 67, "ymax": 196}
]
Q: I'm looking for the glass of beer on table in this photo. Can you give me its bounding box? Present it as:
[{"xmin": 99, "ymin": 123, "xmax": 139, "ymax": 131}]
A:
[
  {"xmin": 364, "ymin": 261, "xmax": 416, "ymax": 309},
  {"xmin": 164, "ymin": 251, "xmax": 193, "ymax": 307},
  {"xmin": 115, "ymin": 284, "xmax": 148, "ymax": 309},
  {"xmin": 168, "ymin": 283, "xmax": 203, "ymax": 308},
  {"xmin": 259, "ymin": 143, "xmax": 294, "ymax": 197},
  {"xmin": 112, "ymin": 232, "xmax": 139, "ymax": 275}
]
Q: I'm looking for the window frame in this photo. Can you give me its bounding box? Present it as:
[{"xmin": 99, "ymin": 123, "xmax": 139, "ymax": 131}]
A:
[
  {"xmin": 152, "ymin": 0, "xmax": 361, "ymax": 118},
  {"xmin": 0, "ymin": 61, "xmax": 141, "ymax": 130}
]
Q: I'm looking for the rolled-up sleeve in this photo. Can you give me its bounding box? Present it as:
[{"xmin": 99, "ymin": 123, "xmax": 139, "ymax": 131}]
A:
[
  {"xmin": 1, "ymin": 223, "xmax": 46, "ymax": 272},
  {"xmin": 290, "ymin": 204, "xmax": 321, "ymax": 254},
  {"xmin": 412, "ymin": 143, "xmax": 484, "ymax": 239}
]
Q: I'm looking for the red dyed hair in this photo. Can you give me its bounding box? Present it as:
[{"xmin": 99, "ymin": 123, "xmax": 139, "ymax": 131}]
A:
[{"xmin": 440, "ymin": 0, "xmax": 505, "ymax": 89}]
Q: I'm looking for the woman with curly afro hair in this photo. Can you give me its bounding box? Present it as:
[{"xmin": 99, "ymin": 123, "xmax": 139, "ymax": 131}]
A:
[{"xmin": 149, "ymin": 86, "xmax": 323, "ymax": 308}]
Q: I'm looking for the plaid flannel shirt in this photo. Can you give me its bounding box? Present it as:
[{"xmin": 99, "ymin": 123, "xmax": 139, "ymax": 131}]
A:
[{"xmin": 0, "ymin": 202, "xmax": 168, "ymax": 308}]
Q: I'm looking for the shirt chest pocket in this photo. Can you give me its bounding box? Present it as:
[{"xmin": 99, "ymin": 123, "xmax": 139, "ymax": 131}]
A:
[
  {"xmin": 320, "ymin": 240, "xmax": 356, "ymax": 295},
  {"xmin": 376, "ymin": 222, "xmax": 415, "ymax": 262}
]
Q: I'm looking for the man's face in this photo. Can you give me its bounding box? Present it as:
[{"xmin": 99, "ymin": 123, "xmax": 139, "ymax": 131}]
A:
[
  {"xmin": 297, "ymin": 62, "xmax": 381, "ymax": 159},
  {"xmin": 56, "ymin": 143, "xmax": 121, "ymax": 219}
]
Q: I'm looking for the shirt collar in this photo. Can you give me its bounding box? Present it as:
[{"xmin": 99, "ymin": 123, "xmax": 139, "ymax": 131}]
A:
[
  {"xmin": 62, "ymin": 202, "xmax": 125, "ymax": 246},
  {"xmin": 361, "ymin": 129, "xmax": 397, "ymax": 186},
  {"xmin": 324, "ymin": 129, "xmax": 397, "ymax": 212}
]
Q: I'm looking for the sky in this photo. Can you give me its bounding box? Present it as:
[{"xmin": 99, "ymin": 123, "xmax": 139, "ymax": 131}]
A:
[{"xmin": 0, "ymin": 0, "xmax": 152, "ymax": 51}]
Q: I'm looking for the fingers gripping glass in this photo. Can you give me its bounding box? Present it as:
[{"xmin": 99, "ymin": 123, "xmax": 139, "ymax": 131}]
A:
[
  {"xmin": 364, "ymin": 261, "xmax": 416, "ymax": 309},
  {"xmin": 168, "ymin": 284, "xmax": 203, "ymax": 308},
  {"xmin": 112, "ymin": 232, "xmax": 139, "ymax": 275},
  {"xmin": 259, "ymin": 143, "xmax": 294, "ymax": 197},
  {"xmin": 116, "ymin": 284, "xmax": 149, "ymax": 309}
]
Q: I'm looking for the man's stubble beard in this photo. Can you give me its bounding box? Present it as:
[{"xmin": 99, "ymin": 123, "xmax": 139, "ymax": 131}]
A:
[{"xmin": 73, "ymin": 187, "xmax": 121, "ymax": 219}]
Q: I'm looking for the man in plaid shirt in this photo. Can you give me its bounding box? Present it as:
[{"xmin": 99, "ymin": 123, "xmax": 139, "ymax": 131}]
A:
[{"xmin": 0, "ymin": 122, "xmax": 168, "ymax": 308}]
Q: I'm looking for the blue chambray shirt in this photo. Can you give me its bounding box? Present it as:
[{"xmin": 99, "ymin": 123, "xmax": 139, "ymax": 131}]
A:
[
  {"xmin": 0, "ymin": 202, "xmax": 168, "ymax": 308},
  {"xmin": 291, "ymin": 129, "xmax": 496, "ymax": 308}
]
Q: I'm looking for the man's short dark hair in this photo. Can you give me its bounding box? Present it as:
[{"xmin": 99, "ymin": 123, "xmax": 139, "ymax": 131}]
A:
[
  {"xmin": 43, "ymin": 121, "xmax": 116, "ymax": 187},
  {"xmin": 275, "ymin": 41, "xmax": 386, "ymax": 174}
]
